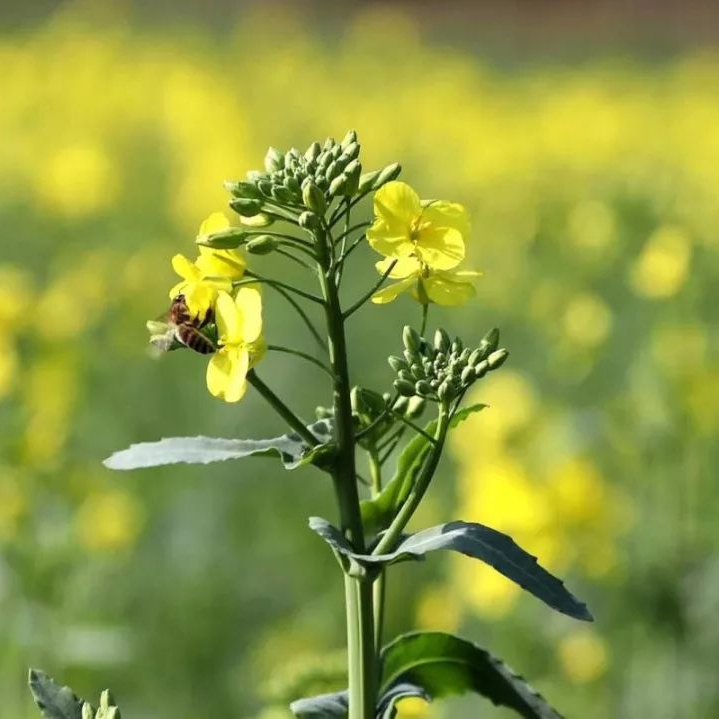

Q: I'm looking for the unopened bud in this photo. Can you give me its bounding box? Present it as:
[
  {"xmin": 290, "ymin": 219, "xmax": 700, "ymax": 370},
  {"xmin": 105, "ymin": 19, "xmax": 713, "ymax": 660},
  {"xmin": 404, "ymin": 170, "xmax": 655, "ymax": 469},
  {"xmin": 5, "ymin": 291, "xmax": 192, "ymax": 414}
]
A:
[
  {"xmin": 374, "ymin": 162, "xmax": 401, "ymax": 189},
  {"xmin": 223, "ymin": 180, "xmax": 263, "ymax": 199},
  {"xmin": 474, "ymin": 360, "xmax": 489, "ymax": 379},
  {"xmin": 341, "ymin": 141, "xmax": 360, "ymax": 161},
  {"xmin": 406, "ymin": 396, "xmax": 426, "ymax": 419},
  {"xmin": 246, "ymin": 235, "xmax": 278, "ymax": 255},
  {"xmin": 340, "ymin": 129, "xmax": 358, "ymax": 149},
  {"xmin": 487, "ymin": 348, "xmax": 509, "ymax": 370},
  {"xmin": 302, "ymin": 181, "xmax": 326, "ymax": 214},
  {"xmin": 284, "ymin": 175, "xmax": 301, "ymax": 196},
  {"xmin": 394, "ymin": 379, "xmax": 416, "ymax": 397},
  {"xmin": 329, "ymin": 174, "xmax": 347, "ymax": 196},
  {"xmin": 478, "ymin": 328, "xmax": 500, "ymax": 358},
  {"xmin": 343, "ymin": 159, "xmax": 362, "ymax": 195},
  {"xmin": 257, "ymin": 180, "xmax": 273, "ymax": 197},
  {"xmin": 415, "ymin": 380, "xmax": 433, "ymax": 397},
  {"xmin": 434, "ymin": 329, "xmax": 450, "ymax": 353},
  {"xmin": 357, "ymin": 169, "xmax": 380, "ymax": 194},
  {"xmin": 230, "ymin": 198, "xmax": 263, "ymax": 217},
  {"xmin": 392, "ymin": 396, "xmax": 409, "ymax": 414},
  {"xmin": 461, "ymin": 366, "xmax": 474, "ymax": 384},
  {"xmin": 388, "ymin": 355, "xmax": 408, "ymax": 373},
  {"xmin": 271, "ymin": 185, "xmax": 294, "ymax": 203},
  {"xmin": 299, "ymin": 211, "xmax": 320, "ymax": 230},
  {"xmin": 240, "ymin": 212, "xmax": 273, "ymax": 228},
  {"xmin": 82, "ymin": 703, "xmax": 93, "ymax": 719},
  {"xmin": 402, "ymin": 326, "xmax": 422, "ymax": 353},
  {"xmin": 437, "ymin": 380, "xmax": 455, "ymax": 402},
  {"xmin": 451, "ymin": 338, "xmax": 463, "ymax": 354},
  {"xmin": 305, "ymin": 141, "xmax": 321, "ymax": 162},
  {"xmin": 325, "ymin": 160, "xmax": 339, "ymax": 181},
  {"xmin": 196, "ymin": 227, "xmax": 247, "ymax": 249},
  {"xmin": 264, "ymin": 146, "xmax": 284, "ymax": 173}
]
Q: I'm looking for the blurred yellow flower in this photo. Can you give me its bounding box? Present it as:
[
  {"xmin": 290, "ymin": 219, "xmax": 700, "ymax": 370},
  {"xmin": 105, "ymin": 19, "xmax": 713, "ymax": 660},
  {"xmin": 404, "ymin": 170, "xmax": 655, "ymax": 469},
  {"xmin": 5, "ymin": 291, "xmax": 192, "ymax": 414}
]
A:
[
  {"xmin": 562, "ymin": 292, "xmax": 613, "ymax": 349},
  {"xmin": 394, "ymin": 697, "xmax": 431, "ymax": 719},
  {"xmin": 557, "ymin": 629, "xmax": 609, "ymax": 684},
  {"xmin": 367, "ymin": 182, "xmax": 468, "ymax": 270},
  {"xmin": 75, "ymin": 490, "xmax": 144, "ymax": 552},
  {"xmin": 415, "ymin": 584, "xmax": 462, "ymax": 632},
  {"xmin": 206, "ymin": 288, "xmax": 264, "ymax": 403},
  {"xmin": 371, "ymin": 256, "xmax": 480, "ymax": 306},
  {"xmin": 629, "ymin": 226, "xmax": 692, "ymax": 299}
]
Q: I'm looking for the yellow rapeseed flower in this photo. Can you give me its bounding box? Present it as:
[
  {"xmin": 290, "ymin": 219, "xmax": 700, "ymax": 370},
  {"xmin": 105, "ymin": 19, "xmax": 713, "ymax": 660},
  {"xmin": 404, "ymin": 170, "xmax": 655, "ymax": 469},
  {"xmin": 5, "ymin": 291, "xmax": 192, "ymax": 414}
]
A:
[
  {"xmin": 206, "ymin": 288, "xmax": 264, "ymax": 403},
  {"xmin": 371, "ymin": 256, "xmax": 480, "ymax": 306},
  {"xmin": 169, "ymin": 215, "xmax": 247, "ymax": 319},
  {"xmin": 367, "ymin": 181, "xmax": 469, "ymax": 270}
]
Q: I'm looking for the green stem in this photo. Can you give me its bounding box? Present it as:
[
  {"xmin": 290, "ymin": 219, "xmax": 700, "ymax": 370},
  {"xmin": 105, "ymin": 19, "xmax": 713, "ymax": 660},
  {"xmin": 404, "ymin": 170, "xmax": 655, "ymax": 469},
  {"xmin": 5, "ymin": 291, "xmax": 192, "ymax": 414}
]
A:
[
  {"xmin": 239, "ymin": 274, "xmax": 324, "ymax": 305},
  {"xmin": 343, "ymin": 259, "xmax": 397, "ymax": 319},
  {"xmin": 247, "ymin": 370, "xmax": 319, "ymax": 447},
  {"xmin": 372, "ymin": 405, "xmax": 450, "ymax": 556},
  {"xmin": 369, "ymin": 449, "xmax": 386, "ymax": 654},
  {"xmin": 315, "ymin": 226, "xmax": 376, "ymax": 719},
  {"xmin": 420, "ymin": 303, "xmax": 429, "ymax": 335}
]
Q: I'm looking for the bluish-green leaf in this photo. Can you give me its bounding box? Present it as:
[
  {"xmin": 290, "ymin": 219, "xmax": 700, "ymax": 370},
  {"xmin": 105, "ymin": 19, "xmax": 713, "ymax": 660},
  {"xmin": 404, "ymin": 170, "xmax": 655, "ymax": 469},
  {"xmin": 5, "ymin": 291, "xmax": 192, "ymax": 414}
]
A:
[
  {"xmin": 103, "ymin": 419, "xmax": 334, "ymax": 471},
  {"xmin": 290, "ymin": 690, "xmax": 348, "ymax": 719},
  {"xmin": 360, "ymin": 404, "xmax": 486, "ymax": 532},
  {"xmin": 309, "ymin": 519, "xmax": 591, "ymax": 621},
  {"xmin": 28, "ymin": 669, "xmax": 84, "ymax": 719},
  {"xmin": 380, "ymin": 632, "xmax": 563, "ymax": 719}
]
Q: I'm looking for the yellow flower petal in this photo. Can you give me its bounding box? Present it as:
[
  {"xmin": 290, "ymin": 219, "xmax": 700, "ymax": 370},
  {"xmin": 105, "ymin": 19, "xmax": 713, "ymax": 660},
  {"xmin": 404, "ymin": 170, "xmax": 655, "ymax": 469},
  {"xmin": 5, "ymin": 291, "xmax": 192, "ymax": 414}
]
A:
[
  {"xmin": 196, "ymin": 247, "xmax": 246, "ymax": 281},
  {"xmin": 206, "ymin": 347, "xmax": 249, "ymax": 402},
  {"xmin": 422, "ymin": 272, "xmax": 476, "ymax": 306},
  {"xmin": 197, "ymin": 212, "xmax": 230, "ymax": 240},
  {"xmin": 373, "ymin": 181, "xmax": 421, "ymax": 228},
  {"xmin": 415, "ymin": 226, "xmax": 465, "ymax": 270},
  {"xmin": 367, "ymin": 220, "xmax": 414, "ymax": 260},
  {"xmin": 183, "ymin": 282, "xmax": 216, "ymax": 319},
  {"xmin": 171, "ymin": 254, "xmax": 201, "ymax": 282},
  {"xmin": 376, "ymin": 256, "xmax": 421, "ymax": 279},
  {"xmin": 235, "ymin": 287, "xmax": 263, "ymax": 344},
  {"xmin": 168, "ymin": 280, "xmax": 186, "ymax": 300},
  {"xmin": 371, "ymin": 276, "xmax": 416, "ymax": 304},
  {"xmin": 422, "ymin": 201, "xmax": 470, "ymax": 239},
  {"xmin": 215, "ymin": 290, "xmax": 243, "ymax": 344}
]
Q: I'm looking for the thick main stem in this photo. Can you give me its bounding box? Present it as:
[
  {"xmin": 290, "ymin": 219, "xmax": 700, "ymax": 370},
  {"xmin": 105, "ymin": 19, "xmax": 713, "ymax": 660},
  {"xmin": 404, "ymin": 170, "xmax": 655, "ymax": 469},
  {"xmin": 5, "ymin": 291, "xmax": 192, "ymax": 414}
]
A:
[
  {"xmin": 316, "ymin": 228, "xmax": 376, "ymax": 719},
  {"xmin": 369, "ymin": 450, "xmax": 386, "ymax": 654}
]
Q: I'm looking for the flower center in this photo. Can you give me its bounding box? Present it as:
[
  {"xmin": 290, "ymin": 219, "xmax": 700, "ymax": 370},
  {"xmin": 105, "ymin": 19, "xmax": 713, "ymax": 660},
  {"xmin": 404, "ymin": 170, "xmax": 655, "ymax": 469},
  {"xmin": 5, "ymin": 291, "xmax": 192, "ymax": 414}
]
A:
[{"xmin": 409, "ymin": 214, "xmax": 430, "ymax": 243}]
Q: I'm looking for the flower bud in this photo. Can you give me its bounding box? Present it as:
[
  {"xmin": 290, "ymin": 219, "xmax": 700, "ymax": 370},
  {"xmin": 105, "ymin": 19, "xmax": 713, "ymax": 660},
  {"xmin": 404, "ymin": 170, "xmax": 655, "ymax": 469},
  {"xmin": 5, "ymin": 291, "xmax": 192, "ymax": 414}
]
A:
[
  {"xmin": 405, "ymin": 396, "xmax": 426, "ymax": 419},
  {"xmin": 302, "ymin": 181, "xmax": 326, "ymax": 214},
  {"xmin": 487, "ymin": 348, "xmax": 509, "ymax": 370},
  {"xmin": 196, "ymin": 227, "xmax": 248, "ymax": 250},
  {"xmin": 402, "ymin": 326, "xmax": 422, "ymax": 353},
  {"xmin": 223, "ymin": 180, "xmax": 263, "ymax": 199},
  {"xmin": 271, "ymin": 185, "xmax": 294, "ymax": 203},
  {"xmin": 240, "ymin": 212, "xmax": 273, "ymax": 228},
  {"xmin": 461, "ymin": 366, "xmax": 474, "ymax": 385},
  {"xmin": 394, "ymin": 378, "xmax": 416, "ymax": 397},
  {"xmin": 82, "ymin": 703, "xmax": 94, "ymax": 719},
  {"xmin": 340, "ymin": 129, "xmax": 358, "ymax": 149},
  {"xmin": 329, "ymin": 174, "xmax": 347, "ymax": 196},
  {"xmin": 434, "ymin": 329, "xmax": 451, "ymax": 353},
  {"xmin": 451, "ymin": 338, "xmax": 464, "ymax": 354},
  {"xmin": 343, "ymin": 159, "xmax": 362, "ymax": 195},
  {"xmin": 325, "ymin": 160, "xmax": 339, "ymax": 181},
  {"xmin": 341, "ymin": 142, "xmax": 360, "ymax": 162},
  {"xmin": 392, "ymin": 395, "xmax": 409, "ymax": 414},
  {"xmin": 305, "ymin": 141, "xmax": 321, "ymax": 162},
  {"xmin": 257, "ymin": 180, "xmax": 273, "ymax": 197},
  {"xmin": 415, "ymin": 380, "xmax": 433, "ymax": 397},
  {"xmin": 264, "ymin": 147, "xmax": 284, "ymax": 173},
  {"xmin": 374, "ymin": 162, "xmax": 401, "ymax": 189},
  {"xmin": 410, "ymin": 362, "xmax": 425, "ymax": 379},
  {"xmin": 388, "ymin": 355, "xmax": 408, "ymax": 373},
  {"xmin": 357, "ymin": 170, "xmax": 380, "ymax": 194},
  {"xmin": 478, "ymin": 328, "xmax": 500, "ymax": 358},
  {"xmin": 284, "ymin": 175, "xmax": 301, "ymax": 196},
  {"xmin": 230, "ymin": 198, "xmax": 263, "ymax": 217},
  {"xmin": 437, "ymin": 380, "xmax": 456, "ymax": 403},
  {"xmin": 246, "ymin": 235, "xmax": 278, "ymax": 255},
  {"xmin": 322, "ymin": 137, "xmax": 335, "ymax": 151},
  {"xmin": 474, "ymin": 360, "xmax": 489, "ymax": 379},
  {"xmin": 397, "ymin": 369, "xmax": 413, "ymax": 383},
  {"xmin": 299, "ymin": 211, "xmax": 320, "ymax": 230}
]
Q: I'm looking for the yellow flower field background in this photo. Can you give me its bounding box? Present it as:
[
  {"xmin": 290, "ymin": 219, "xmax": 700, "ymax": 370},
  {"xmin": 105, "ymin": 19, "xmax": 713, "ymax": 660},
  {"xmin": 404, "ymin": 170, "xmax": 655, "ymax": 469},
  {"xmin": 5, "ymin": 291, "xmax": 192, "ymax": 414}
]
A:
[{"xmin": 1, "ymin": 3, "xmax": 717, "ymax": 718}]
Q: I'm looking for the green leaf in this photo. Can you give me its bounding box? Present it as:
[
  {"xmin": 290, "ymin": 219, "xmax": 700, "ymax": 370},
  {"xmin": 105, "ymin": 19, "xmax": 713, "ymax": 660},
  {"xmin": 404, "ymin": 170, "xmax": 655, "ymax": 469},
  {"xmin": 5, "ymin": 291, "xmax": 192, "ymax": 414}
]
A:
[
  {"xmin": 290, "ymin": 690, "xmax": 348, "ymax": 718},
  {"xmin": 380, "ymin": 632, "xmax": 564, "ymax": 719},
  {"xmin": 360, "ymin": 405, "xmax": 486, "ymax": 533},
  {"xmin": 309, "ymin": 519, "xmax": 591, "ymax": 621},
  {"xmin": 28, "ymin": 669, "xmax": 84, "ymax": 719},
  {"xmin": 103, "ymin": 419, "xmax": 334, "ymax": 471},
  {"xmin": 377, "ymin": 682, "xmax": 429, "ymax": 719}
]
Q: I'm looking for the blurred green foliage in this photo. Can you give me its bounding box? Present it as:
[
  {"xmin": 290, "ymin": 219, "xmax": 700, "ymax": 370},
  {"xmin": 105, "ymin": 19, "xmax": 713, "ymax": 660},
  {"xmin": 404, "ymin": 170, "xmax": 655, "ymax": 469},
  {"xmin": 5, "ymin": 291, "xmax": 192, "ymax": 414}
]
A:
[{"xmin": 1, "ymin": 3, "xmax": 718, "ymax": 718}]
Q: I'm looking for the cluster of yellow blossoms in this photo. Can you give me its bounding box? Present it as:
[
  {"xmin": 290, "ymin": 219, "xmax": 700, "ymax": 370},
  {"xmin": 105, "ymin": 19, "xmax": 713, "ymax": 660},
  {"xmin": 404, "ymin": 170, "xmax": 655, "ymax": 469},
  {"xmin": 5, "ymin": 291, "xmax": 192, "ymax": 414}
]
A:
[
  {"xmin": 163, "ymin": 212, "xmax": 265, "ymax": 403},
  {"xmin": 367, "ymin": 181, "xmax": 480, "ymax": 306}
]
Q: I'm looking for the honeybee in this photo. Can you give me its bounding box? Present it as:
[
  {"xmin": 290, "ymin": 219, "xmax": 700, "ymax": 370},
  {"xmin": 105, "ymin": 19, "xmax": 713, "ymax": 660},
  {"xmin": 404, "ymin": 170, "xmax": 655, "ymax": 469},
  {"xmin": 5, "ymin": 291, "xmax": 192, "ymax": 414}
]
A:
[{"xmin": 149, "ymin": 294, "xmax": 216, "ymax": 355}]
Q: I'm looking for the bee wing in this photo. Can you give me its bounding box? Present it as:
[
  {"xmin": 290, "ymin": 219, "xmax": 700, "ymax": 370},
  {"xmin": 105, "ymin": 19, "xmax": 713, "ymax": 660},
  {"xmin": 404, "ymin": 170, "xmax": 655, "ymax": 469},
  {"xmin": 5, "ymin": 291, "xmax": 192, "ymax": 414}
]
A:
[{"xmin": 148, "ymin": 329, "xmax": 176, "ymax": 355}]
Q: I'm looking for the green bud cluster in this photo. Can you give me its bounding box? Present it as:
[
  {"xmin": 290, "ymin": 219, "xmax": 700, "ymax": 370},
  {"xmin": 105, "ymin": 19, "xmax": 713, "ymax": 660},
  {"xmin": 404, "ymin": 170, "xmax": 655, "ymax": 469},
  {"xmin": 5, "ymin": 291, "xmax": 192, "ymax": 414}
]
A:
[
  {"xmin": 225, "ymin": 130, "xmax": 401, "ymax": 221},
  {"xmin": 351, "ymin": 385, "xmax": 425, "ymax": 448},
  {"xmin": 390, "ymin": 326, "xmax": 508, "ymax": 404},
  {"xmin": 81, "ymin": 690, "xmax": 121, "ymax": 719}
]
